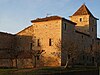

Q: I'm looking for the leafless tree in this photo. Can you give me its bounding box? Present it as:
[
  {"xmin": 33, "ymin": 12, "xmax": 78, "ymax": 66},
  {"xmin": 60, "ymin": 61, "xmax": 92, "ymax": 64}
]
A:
[
  {"xmin": 83, "ymin": 43, "xmax": 100, "ymax": 67},
  {"xmin": 30, "ymin": 49, "xmax": 45, "ymax": 68},
  {"xmin": 30, "ymin": 41, "xmax": 45, "ymax": 68},
  {"xmin": 7, "ymin": 49, "xmax": 19, "ymax": 68},
  {"xmin": 55, "ymin": 38, "xmax": 79, "ymax": 68}
]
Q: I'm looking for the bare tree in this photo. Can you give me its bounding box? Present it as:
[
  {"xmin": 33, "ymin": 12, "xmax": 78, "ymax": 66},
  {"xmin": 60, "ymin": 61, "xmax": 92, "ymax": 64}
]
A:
[
  {"xmin": 30, "ymin": 49, "xmax": 45, "ymax": 68},
  {"xmin": 83, "ymin": 43, "xmax": 100, "ymax": 67},
  {"xmin": 55, "ymin": 38, "xmax": 79, "ymax": 68},
  {"xmin": 30, "ymin": 40, "xmax": 45, "ymax": 68},
  {"xmin": 7, "ymin": 49, "xmax": 19, "ymax": 68}
]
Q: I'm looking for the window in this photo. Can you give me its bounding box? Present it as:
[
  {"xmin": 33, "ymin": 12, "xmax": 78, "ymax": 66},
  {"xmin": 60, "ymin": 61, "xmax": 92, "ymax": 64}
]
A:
[
  {"xmin": 80, "ymin": 18, "xmax": 82, "ymax": 22},
  {"xmin": 82, "ymin": 35, "xmax": 83, "ymax": 38},
  {"xmin": 92, "ymin": 57, "xmax": 94, "ymax": 63},
  {"xmin": 49, "ymin": 38, "xmax": 53, "ymax": 46},
  {"xmin": 92, "ymin": 39, "xmax": 94, "ymax": 44},
  {"xmin": 87, "ymin": 56, "xmax": 88, "ymax": 60},
  {"xmin": 64, "ymin": 23, "xmax": 66, "ymax": 30},
  {"xmin": 30, "ymin": 43, "xmax": 32, "ymax": 50},
  {"xmin": 92, "ymin": 28, "xmax": 93, "ymax": 32},
  {"xmin": 90, "ymin": 45, "xmax": 92, "ymax": 51},
  {"xmin": 68, "ymin": 55, "xmax": 70, "ymax": 59},
  {"xmin": 37, "ymin": 39, "xmax": 40, "ymax": 46},
  {"xmin": 83, "ymin": 55, "xmax": 85, "ymax": 60}
]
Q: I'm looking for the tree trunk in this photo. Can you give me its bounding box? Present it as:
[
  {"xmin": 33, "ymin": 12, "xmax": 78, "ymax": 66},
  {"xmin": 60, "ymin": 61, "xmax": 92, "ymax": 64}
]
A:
[
  {"xmin": 64, "ymin": 60, "xmax": 68, "ymax": 68},
  {"xmin": 64, "ymin": 58, "xmax": 69, "ymax": 68},
  {"xmin": 34, "ymin": 56, "xmax": 37, "ymax": 68},
  {"xmin": 15, "ymin": 58, "xmax": 18, "ymax": 69},
  {"xmin": 11, "ymin": 59, "xmax": 13, "ymax": 68}
]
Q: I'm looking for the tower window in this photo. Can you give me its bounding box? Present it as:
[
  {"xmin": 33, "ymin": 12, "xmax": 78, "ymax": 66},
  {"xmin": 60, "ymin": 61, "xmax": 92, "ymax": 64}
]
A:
[
  {"xmin": 37, "ymin": 39, "xmax": 40, "ymax": 46},
  {"xmin": 80, "ymin": 18, "xmax": 82, "ymax": 22},
  {"xmin": 49, "ymin": 38, "xmax": 53, "ymax": 46},
  {"xmin": 64, "ymin": 23, "xmax": 66, "ymax": 30}
]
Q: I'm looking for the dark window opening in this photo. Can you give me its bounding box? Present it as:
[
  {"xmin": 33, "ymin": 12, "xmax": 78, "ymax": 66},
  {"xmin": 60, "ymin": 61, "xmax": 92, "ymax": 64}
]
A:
[
  {"xmin": 37, "ymin": 39, "xmax": 40, "ymax": 46},
  {"xmin": 30, "ymin": 43, "xmax": 32, "ymax": 50},
  {"xmin": 64, "ymin": 23, "xmax": 66, "ymax": 30},
  {"xmin": 92, "ymin": 57, "xmax": 94, "ymax": 63},
  {"xmin": 83, "ymin": 55, "xmax": 85, "ymax": 60},
  {"xmin": 82, "ymin": 35, "xmax": 83, "ymax": 39},
  {"xmin": 87, "ymin": 56, "xmax": 88, "ymax": 60},
  {"xmin": 68, "ymin": 55, "xmax": 70, "ymax": 59},
  {"xmin": 90, "ymin": 45, "xmax": 92, "ymax": 51},
  {"xmin": 92, "ymin": 28, "xmax": 93, "ymax": 32},
  {"xmin": 72, "ymin": 58, "xmax": 74, "ymax": 62},
  {"xmin": 92, "ymin": 39, "xmax": 94, "ymax": 44},
  {"xmin": 49, "ymin": 39, "xmax": 52, "ymax": 46},
  {"xmin": 80, "ymin": 18, "xmax": 82, "ymax": 22}
]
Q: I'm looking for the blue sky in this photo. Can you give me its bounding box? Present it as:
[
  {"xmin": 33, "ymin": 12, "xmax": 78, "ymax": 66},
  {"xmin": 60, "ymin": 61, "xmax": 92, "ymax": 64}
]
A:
[{"xmin": 0, "ymin": 0, "xmax": 100, "ymax": 37}]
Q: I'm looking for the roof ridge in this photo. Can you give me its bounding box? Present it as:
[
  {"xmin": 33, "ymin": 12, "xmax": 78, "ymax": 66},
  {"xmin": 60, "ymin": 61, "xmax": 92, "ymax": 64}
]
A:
[{"xmin": 72, "ymin": 4, "xmax": 93, "ymax": 16}]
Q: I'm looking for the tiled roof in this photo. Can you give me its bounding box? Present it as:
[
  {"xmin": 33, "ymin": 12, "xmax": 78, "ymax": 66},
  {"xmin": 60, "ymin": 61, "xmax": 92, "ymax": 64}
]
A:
[
  {"xmin": 72, "ymin": 4, "xmax": 98, "ymax": 20},
  {"xmin": 31, "ymin": 16, "xmax": 76, "ymax": 25},
  {"xmin": 31, "ymin": 16, "xmax": 62, "ymax": 23}
]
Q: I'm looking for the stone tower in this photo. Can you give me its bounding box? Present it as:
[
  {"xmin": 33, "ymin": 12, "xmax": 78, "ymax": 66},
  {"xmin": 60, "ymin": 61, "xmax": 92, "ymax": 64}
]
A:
[{"xmin": 70, "ymin": 4, "xmax": 98, "ymax": 40}]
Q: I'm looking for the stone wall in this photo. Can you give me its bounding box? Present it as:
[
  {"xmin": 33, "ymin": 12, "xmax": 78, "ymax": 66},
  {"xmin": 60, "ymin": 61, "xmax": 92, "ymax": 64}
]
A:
[
  {"xmin": 16, "ymin": 19, "xmax": 62, "ymax": 68},
  {"xmin": 0, "ymin": 32, "xmax": 15, "ymax": 67}
]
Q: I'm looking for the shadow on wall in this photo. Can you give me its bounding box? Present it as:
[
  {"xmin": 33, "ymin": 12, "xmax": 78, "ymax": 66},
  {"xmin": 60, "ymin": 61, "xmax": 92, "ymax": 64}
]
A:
[{"xmin": 14, "ymin": 35, "xmax": 45, "ymax": 68}]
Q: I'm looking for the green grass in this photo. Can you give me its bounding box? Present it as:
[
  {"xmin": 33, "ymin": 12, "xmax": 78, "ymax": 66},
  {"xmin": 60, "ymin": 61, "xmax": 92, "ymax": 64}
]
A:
[{"xmin": 0, "ymin": 66, "xmax": 98, "ymax": 75}]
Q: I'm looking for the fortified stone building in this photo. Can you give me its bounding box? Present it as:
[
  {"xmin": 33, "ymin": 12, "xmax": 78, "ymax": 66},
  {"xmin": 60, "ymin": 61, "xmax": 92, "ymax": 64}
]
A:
[{"xmin": 0, "ymin": 4, "xmax": 100, "ymax": 68}]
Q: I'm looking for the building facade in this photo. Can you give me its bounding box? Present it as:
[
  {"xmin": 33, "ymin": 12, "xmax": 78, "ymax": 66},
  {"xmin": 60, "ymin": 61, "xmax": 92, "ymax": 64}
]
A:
[{"xmin": 0, "ymin": 4, "xmax": 100, "ymax": 68}]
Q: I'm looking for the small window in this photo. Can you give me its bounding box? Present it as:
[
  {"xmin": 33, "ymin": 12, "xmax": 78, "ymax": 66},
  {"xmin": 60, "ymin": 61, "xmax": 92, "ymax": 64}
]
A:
[
  {"xmin": 49, "ymin": 38, "xmax": 53, "ymax": 46},
  {"xmin": 80, "ymin": 18, "xmax": 82, "ymax": 22},
  {"xmin": 90, "ymin": 45, "xmax": 92, "ymax": 51},
  {"xmin": 37, "ymin": 39, "xmax": 40, "ymax": 46},
  {"xmin": 30, "ymin": 43, "xmax": 32, "ymax": 50},
  {"xmin": 92, "ymin": 57, "xmax": 94, "ymax": 63},
  {"xmin": 64, "ymin": 23, "xmax": 66, "ymax": 30},
  {"xmin": 68, "ymin": 55, "xmax": 70, "ymax": 59},
  {"xmin": 82, "ymin": 35, "xmax": 83, "ymax": 39},
  {"xmin": 83, "ymin": 55, "xmax": 85, "ymax": 60},
  {"xmin": 87, "ymin": 56, "xmax": 88, "ymax": 60},
  {"xmin": 92, "ymin": 28, "xmax": 93, "ymax": 32},
  {"xmin": 92, "ymin": 39, "xmax": 94, "ymax": 44}
]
